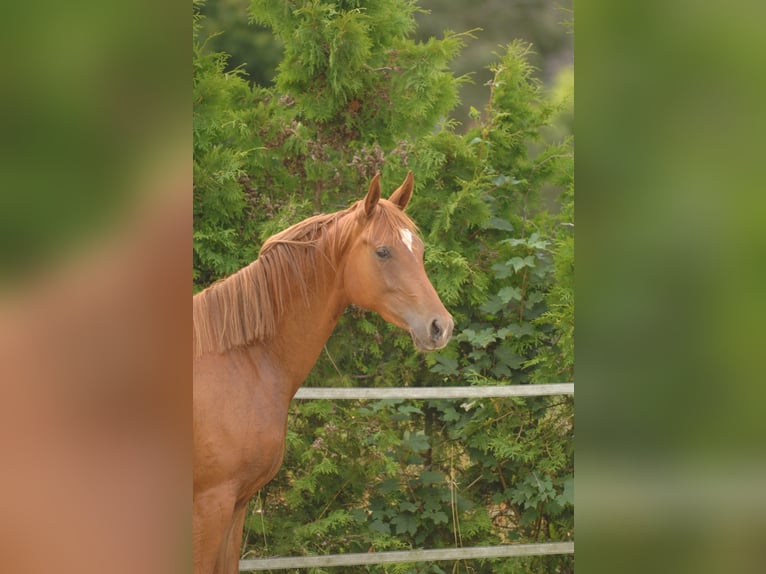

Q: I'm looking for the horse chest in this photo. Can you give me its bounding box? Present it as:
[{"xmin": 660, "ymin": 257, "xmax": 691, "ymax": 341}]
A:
[
  {"xmin": 221, "ymin": 381, "xmax": 290, "ymax": 494},
  {"xmin": 194, "ymin": 352, "xmax": 292, "ymax": 496}
]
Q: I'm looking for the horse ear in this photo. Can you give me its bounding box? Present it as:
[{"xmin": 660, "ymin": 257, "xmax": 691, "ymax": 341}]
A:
[
  {"xmin": 388, "ymin": 171, "xmax": 414, "ymax": 210},
  {"xmin": 364, "ymin": 172, "xmax": 381, "ymax": 217}
]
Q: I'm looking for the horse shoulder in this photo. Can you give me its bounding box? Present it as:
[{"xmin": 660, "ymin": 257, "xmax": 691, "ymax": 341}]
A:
[{"xmin": 193, "ymin": 348, "xmax": 291, "ymax": 496}]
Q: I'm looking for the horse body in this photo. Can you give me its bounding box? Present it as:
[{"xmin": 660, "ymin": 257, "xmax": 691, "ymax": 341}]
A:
[{"xmin": 193, "ymin": 173, "xmax": 453, "ymax": 573}]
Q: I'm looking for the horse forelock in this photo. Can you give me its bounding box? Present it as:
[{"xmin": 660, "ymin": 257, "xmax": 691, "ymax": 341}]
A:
[{"xmin": 362, "ymin": 198, "xmax": 418, "ymax": 245}]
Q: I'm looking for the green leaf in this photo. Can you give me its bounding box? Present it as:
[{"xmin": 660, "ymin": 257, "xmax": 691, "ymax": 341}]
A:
[
  {"xmin": 398, "ymin": 501, "xmax": 418, "ymax": 513},
  {"xmin": 480, "ymin": 295, "xmax": 506, "ymax": 315},
  {"xmin": 426, "ymin": 510, "xmax": 449, "ymax": 525},
  {"xmin": 429, "ymin": 354, "xmax": 458, "ymax": 375},
  {"xmin": 494, "ymin": 346, "xmax": 525, "ymax": 370},
  {"xmin": 559, "ymin": 475, "xmax": 574, "ymax": 507},
  {"xmin": 507, "ymin": 323, "xmax": 536, "ymax": 338},
  {"xmin": 396, "ymin": 404, "xmax": 423, "ymax": 416},
  {"xmin": 457, "ymin": 327, "xmax": 498, "ymax": 348},
  {"xmin": 491, "ymin": 261, "xmax": 513, "ymax": 279},
  {"xmin": 483, "ymin": 216, "xmax": 514, "ymax": 232},
  {"xmin": 435, "ymin": 402, "xmax": 461, "ymax": 422},
  {"xmin": 420, "ymin": 470, "xmax": 445, "ymax": 485},
  {"xmin": 508, "ymin": 255, "xmax": 536, "ymax": 273},
  {"xmin": 497, "ymin": 286, "xmax": 522, "ymax": 303},
  {"xmin": 392, "ymin": 514, "xmax": 418, "ymax": 535},
  {"xmin": 369, "ymin": 518, "xmax": 390, "ymax": 534},
  {"xmin": 379, "ymin": 477, "xmax": 401, "ymax": 494},
  {"xmin": 350, "ymin": 509, "xmax": 367, "ymax": 523},
  {"xmin": 404, "ymin": 432, "xmax": 430, "ymax": 452}
]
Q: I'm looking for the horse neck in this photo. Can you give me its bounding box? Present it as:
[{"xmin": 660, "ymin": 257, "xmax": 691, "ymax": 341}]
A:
[
  {"xmin": 260, "ymin": 237, "xmax": 352, "ymax": 398},
  {"xmin": 268, "ymin": 269, "xmax": 348, "ymax": 397}
]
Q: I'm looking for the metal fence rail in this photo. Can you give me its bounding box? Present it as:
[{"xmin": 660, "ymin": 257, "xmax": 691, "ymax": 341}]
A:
[
  {"xmin": 294, "ymin": 382, "xmax": 574, "ymax": 400},
  {"xmin": 243, "ymin": 383, "xmax": 574, "ymax": 571},
  {"xmin": 240, "ymin": 542, "xmax": 574, "ymax": 571}
]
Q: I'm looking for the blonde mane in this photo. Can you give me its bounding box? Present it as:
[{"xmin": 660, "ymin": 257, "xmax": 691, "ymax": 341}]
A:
[{"xmin": 193, "ymin": 199, "xmax": 416, "ymax": 357}]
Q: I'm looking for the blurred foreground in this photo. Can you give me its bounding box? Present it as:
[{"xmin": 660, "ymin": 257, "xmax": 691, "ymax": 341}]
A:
[
  {"xmin": 0, "ymin": 1, "xmax": 190, "ymax": 573},
  {"xmin": 577, "ymin": 1, "xmax": 766, "ymax": 572}
]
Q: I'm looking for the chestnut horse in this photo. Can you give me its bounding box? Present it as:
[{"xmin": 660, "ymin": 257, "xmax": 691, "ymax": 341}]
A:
[{"xmin": 192, "ymin": 172, "xmax": 453, "ymax": 574}]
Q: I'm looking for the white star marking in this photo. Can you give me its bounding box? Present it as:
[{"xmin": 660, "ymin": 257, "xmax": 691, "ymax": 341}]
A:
[{"xmin": 399, "ymin": 228, "xmax": 414, "ymax": 253}]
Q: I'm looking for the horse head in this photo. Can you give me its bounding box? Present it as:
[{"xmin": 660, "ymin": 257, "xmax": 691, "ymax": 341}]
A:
[{"xmin": 343, "ymin": 172, "xmax": 454, "ymax": 351}]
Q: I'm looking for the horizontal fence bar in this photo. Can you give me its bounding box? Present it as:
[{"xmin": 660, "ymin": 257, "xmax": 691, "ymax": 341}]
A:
[
  {"xmin": 240, "ymin": 541, "xmax": 574, "ymax": 571},
  {"xmin": 294, "ymin": 383, "xmax": 573, "ymax": 400}
]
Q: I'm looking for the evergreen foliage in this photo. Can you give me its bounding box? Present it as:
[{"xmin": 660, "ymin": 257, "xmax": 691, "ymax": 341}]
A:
[{"xmin": 194, "ymin": 1, "xmax": 573, "ymax": 571}]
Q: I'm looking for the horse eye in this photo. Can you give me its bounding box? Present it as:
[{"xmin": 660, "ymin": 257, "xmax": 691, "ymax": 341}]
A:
[{"xmin": 375, "ymin": 247, "xmax": 391, "ymax": 259}]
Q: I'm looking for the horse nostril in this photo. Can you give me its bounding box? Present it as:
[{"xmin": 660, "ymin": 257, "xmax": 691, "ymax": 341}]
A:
[{"xmin": 430, "ymin": 319, "xmax": 443, "ymax": 341}]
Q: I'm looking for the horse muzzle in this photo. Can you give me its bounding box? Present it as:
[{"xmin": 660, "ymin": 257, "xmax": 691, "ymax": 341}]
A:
[{"xmin": 410, "ymin": 315, "xmax": 454, "ymax": 351}]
